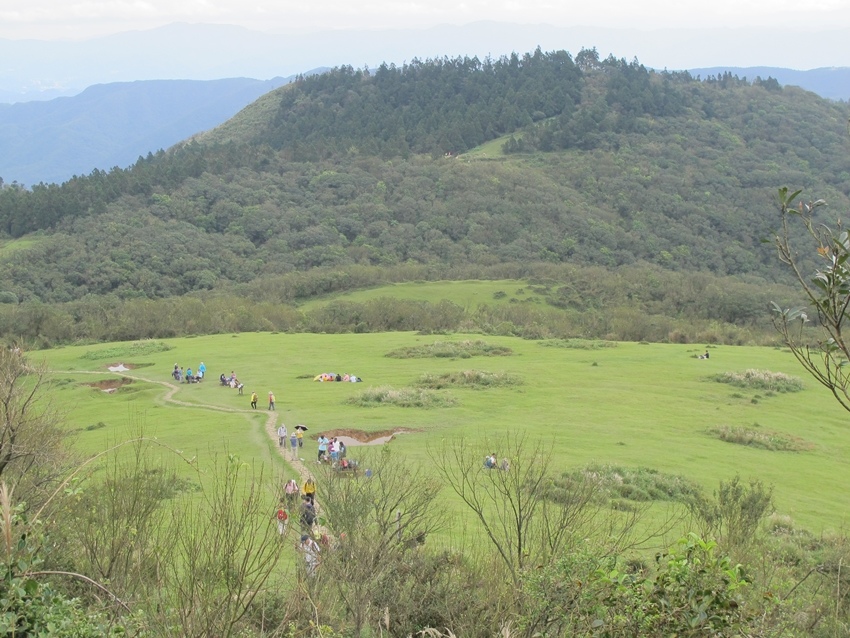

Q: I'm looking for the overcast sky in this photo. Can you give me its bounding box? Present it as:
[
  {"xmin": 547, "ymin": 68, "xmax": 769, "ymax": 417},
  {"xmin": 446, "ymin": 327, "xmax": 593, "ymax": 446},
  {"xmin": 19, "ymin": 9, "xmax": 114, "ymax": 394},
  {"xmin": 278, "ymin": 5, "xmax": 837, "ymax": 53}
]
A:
[{"xmin": 4, "ymin": 0, "xmax": 850, "ymax": 41}]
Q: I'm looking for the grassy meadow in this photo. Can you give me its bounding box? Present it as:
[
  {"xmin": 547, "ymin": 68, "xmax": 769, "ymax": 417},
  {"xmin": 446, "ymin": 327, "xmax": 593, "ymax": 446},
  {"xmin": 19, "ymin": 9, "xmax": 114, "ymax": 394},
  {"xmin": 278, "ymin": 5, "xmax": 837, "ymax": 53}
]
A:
[
  {"xmin": 40, "ymin": 330, "xmax": 850, "ymax": 537},
  {"xmin": 297, "ymin": 279, "xmax": 541, "ymax": 310}
]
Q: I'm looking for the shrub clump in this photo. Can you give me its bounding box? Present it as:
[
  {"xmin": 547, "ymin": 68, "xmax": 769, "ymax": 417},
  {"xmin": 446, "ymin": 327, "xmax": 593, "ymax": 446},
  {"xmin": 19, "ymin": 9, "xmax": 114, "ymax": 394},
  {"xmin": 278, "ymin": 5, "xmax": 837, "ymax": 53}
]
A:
[
  {"xmin": 538, "ymin": 339, "xmax": 618, "ymax": 350},
  {"xmin": 708, "ymin": 425, "xmax": 813, "ymax": 452},
  {"xmin": 385, "ymin": 340, "xmax": 513, "ymax": 359},
  {"xmin": 415, "ymin": 370, "xmax": 523, "ymax": 390},
  {"xmin": 555, "ymin": 464, "xmax": 703, "ymax": 505},
  {"xmin": 712, "ymin": 369, "xmax": 804, "ymax": 393},
  {"xmin": 81, "ymin": 340, "xmax": 173, "ymax": 360},
  {"xmin": 346, "ymin": 386, "xmax": 456, "ymax": 408}
]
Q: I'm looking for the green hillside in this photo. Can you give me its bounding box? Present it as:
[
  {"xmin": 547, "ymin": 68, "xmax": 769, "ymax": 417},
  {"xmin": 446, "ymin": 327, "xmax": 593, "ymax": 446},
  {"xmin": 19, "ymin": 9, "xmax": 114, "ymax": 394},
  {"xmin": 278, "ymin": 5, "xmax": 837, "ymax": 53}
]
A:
[{"xmin": 0, "ymin": 49, "xmax": 845, "ymax": 347}]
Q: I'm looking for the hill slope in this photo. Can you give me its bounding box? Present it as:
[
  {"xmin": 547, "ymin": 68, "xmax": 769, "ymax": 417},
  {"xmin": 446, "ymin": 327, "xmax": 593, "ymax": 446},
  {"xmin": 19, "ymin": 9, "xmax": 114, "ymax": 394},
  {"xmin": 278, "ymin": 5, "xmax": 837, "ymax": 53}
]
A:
[{"xmin": 0, "ymin": 50, "xmax": 846, "ymax": 317}]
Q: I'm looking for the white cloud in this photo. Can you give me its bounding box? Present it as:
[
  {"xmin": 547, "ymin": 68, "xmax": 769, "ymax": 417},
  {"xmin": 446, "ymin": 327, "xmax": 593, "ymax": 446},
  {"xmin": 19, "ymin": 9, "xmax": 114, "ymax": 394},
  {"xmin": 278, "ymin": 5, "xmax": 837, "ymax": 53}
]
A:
[{"xmin": 2, "ymin": 0, "xmax": 850, "ymax": 40}]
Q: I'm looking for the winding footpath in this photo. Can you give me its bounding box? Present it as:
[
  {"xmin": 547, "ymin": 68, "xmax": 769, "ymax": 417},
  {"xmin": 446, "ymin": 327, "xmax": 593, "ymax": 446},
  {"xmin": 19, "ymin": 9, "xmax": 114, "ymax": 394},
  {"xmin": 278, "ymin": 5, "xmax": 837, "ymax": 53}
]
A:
[{"xmin": 76, "ymin": 368, "xmax": 316, "ymax": 484}]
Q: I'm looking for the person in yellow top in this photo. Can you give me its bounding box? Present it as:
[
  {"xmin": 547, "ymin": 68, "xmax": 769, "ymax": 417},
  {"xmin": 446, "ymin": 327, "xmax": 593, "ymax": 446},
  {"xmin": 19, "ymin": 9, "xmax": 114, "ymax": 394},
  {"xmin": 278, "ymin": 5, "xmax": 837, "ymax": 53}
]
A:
[
  {"xmin": 303, "ymin": 476, "xmax": 316, "ymax": 504},
  {"xmin": 250, "ymin": 391, "xmax": 258, "ymax": 409},
  {"xmin": 268, "ymin": 391, "xmax": 276, "ymax": 410},
  {"xmin": 296, "ymin": 427, "xmax": 304, "ymax": 448}
]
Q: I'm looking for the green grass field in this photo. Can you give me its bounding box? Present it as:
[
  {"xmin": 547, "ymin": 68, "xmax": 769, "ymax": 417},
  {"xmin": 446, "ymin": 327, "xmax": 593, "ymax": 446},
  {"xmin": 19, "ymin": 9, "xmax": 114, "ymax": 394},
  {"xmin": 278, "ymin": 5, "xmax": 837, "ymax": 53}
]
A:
[
  {"xmin": 41, "ymin": 332, "xmax": 850, "ymax": 535},
  {"xmin": 297, "ymin": 279, "xmax": 541, "ymax": 310}
]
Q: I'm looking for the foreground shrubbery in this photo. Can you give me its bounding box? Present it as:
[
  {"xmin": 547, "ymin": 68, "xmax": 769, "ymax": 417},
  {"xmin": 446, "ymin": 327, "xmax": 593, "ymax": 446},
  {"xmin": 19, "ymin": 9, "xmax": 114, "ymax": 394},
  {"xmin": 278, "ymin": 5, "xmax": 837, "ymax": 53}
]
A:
[{"xmin": 5, "ymin": 439, "xmax": 850, "ymax": 638}]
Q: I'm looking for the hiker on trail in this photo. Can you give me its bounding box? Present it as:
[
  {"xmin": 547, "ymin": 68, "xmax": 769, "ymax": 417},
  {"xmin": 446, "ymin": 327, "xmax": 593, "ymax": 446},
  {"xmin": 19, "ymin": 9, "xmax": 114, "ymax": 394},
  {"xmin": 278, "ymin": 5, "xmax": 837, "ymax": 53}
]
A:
[
  {"xmin": 290, "ymin": 432, "xmax": 298, "ymax": 458},
  {"xmin": 250, "ymin": 391, "xmax": 258, "ymax": 409},
  {"xmin": 268, "ymin": 391, "xmax": 276, "ymax": 411},
  {"xmin": 300, "ymin": 497, "xmax": 317, "ymax": 532},
  {"xmin": 317, "ymin": 435, "xmax": 329, "ymax": 463},
  {"xmin": 303, "ymin": 476, "xmax": 316, "ymax": 504},
  {"xmin": 296, "ymin": 428, "xmax": 304, "ymax": 448},
  {"xmin": 298, "ymin": 533, "xmax": 320, "ymax": 576},
  {"xmin": 284, "ymin": 479, "xmax": 299, "ymax": 509},
  {"xmin": 277, "ymin": 423, "xmax": 287, "ymax": 447},
  {"xmin": 198, "ymin": 362, "xmax": 206, "ymax": 378},
  {"xmin": 276, "ymin": 505, "xmax": 288, "ymax": 535}
]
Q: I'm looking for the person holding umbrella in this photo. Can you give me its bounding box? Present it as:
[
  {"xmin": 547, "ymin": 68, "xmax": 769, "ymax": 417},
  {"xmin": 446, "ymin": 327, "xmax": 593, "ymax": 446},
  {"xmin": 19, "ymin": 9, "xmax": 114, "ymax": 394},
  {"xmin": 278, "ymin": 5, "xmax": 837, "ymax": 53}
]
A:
[{"xmin": 295, "ymin": 424, "xmax": 307, "ymax": 448}]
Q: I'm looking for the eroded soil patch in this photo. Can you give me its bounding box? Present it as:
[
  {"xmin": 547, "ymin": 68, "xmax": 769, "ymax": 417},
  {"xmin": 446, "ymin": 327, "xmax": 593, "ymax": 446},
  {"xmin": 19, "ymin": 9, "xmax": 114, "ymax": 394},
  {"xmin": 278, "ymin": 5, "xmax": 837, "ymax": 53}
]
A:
[
  {"xmin": 317, "ymin": 428, "xmax": 416, "ymax": 446},
  {"xmin": 87, "ymin": 378, "xmax": 133, "ymax": 393}
]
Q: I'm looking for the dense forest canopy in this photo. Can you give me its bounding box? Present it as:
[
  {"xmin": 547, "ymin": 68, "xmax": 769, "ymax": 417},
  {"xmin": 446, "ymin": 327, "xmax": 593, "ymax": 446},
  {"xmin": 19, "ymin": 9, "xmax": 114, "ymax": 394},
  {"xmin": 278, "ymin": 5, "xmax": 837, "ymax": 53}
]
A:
[{"xmin": 0, "ymin": 48, "xmax": 846, "ymax": 343}]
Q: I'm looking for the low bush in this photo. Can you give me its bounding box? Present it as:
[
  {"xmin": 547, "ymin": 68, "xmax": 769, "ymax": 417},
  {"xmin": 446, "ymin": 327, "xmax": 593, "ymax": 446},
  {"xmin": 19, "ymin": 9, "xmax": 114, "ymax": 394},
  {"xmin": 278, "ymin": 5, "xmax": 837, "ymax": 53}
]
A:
[
  {"xmin": 537, "ymin": 338, "xmax": 618, "ymax": 349},
  {"xmin": 346, "ymin": 386, "xmax": 457, "ymax": 408},
  {"xmin": 415, "ymin": 370, "xmax": 523, "ymax": 390},
  {"xmin": 712, "ymin": 369, "xmax": 804, "ymax": 392},
  {"xmin": 385, "ymin": 340, "xmax": 513, "ymax": 359},
  {"xmin": 708, "ymin": 425, "xmax": 814, "ymax": 451},
  {"xmin": 560, "ymin": 464, "xmax": 703, "ymax": 504}
]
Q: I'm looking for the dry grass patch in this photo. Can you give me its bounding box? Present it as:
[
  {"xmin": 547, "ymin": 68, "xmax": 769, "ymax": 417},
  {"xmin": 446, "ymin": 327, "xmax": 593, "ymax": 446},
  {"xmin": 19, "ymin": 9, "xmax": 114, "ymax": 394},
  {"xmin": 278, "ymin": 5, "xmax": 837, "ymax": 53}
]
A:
[{"xmin": 415, "ymin": 370, "xmax": 523, "ymax": 390}]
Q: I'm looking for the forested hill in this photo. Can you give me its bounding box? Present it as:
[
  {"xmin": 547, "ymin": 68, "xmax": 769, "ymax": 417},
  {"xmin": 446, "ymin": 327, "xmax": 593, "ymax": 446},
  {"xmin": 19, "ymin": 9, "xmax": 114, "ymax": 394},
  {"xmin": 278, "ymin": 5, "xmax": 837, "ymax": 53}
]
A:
[{"xmin": 0, "ymin": 48, "xmax": 848, "ymax": 305}]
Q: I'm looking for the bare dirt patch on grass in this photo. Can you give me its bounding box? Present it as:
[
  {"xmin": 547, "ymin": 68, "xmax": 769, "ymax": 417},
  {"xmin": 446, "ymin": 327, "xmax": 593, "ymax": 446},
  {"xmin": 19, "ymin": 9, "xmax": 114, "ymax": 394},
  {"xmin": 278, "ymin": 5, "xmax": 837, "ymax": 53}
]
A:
[
  {"xmin": 317, "ymin": 427, "xmax": 417, "ymax": 446},
  {"xmin": 86, "ymin": 378, "xmax": 133, "ymax": 393}
]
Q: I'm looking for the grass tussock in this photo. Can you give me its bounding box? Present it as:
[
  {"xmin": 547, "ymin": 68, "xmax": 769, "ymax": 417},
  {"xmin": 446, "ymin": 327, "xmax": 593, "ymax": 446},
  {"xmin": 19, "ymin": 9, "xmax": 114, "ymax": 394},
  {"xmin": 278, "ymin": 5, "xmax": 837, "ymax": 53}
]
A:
[
  {"xmin": 81, "ymin": 340, "xmax": 172, "ymax": 360},
  {"xmin": 556, "ymin": 464, "xmax": 703, "ymax": 505},
  {"xmin": 712, "ymin": 369, "xmax": 804, "ymax": 393},
  {"xmin": 385, "ymin": 340, "xmax": 513, "ymax": 359},
  {"xmin": 346, "ymin": 386, "xmax": 457, "ymax": 408},
  {"xmin": 538, "ymin": 339, "xmax": 619, "ymax": 350},
  {"xmin": 415, "ymin": 370, "xmax": 523, "ymax": 390},
  {"xmin": 708, "ymin": 425, "xmax": 814, "ymax": 452}
]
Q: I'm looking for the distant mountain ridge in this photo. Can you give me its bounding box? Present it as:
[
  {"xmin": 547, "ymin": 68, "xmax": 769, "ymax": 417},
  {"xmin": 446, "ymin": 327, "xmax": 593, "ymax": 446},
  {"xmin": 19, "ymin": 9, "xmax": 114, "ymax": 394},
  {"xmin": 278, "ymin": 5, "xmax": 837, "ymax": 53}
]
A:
[
  {"xmin": 689, "ymin": 66, "xmax": 850, "ymax": 101},
  {"xmin": 0, "ymin": 75, "xmax": 328, "ymax": 186}
]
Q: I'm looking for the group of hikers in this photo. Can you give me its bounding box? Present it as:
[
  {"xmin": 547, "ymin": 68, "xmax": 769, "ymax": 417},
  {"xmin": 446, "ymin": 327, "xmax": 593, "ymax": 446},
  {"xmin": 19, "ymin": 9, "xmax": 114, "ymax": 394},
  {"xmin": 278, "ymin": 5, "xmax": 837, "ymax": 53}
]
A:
[
  {"xmin": 276, "ymin": 423, "xmax": 305, "ymax": 459},
  {"xmin": 172, "ymin": 362, "xmax": 206, "ymax": 383},
  {"xmin": 275, "ymin": 475, "xmax": 322, "ymax": 574},
  {"xmin": 484, "ymin": 452, "xmax": 510, "ymax": 471},
  {"xmin": 219, "ymin": 371, "xmax": 244, "ymax": 394},
  {"xmin": 314, "ymin": 372, "xmax": 362, "ymax": 382},
  {"xmin": 215, "ymin": 370, "xmax": 278, "ymax": 411},
  {"xmin": 315, "ymin": 434, "xmax": 347, "ymax": 464}
]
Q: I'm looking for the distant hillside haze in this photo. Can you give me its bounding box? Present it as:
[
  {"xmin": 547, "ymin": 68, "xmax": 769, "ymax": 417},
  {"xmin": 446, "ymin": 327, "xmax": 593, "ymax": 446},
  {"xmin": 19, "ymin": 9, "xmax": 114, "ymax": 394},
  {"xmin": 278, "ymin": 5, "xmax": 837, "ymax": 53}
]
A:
[
  {"xmin": 689, "ymin": 66, "xmax": 850, "ymax": 102},
  {"xmin": 0, "ymin": 76, "xmax": 307, "ymax": 186},
  {"xmin": 1, "ymin": 21, "xmax": 849, "ymax": 98}
]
